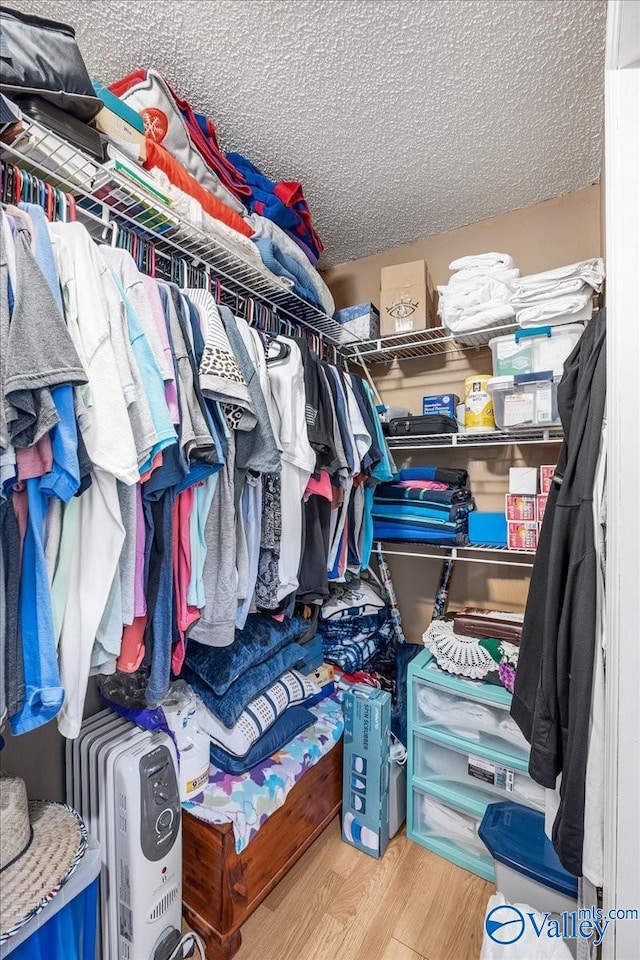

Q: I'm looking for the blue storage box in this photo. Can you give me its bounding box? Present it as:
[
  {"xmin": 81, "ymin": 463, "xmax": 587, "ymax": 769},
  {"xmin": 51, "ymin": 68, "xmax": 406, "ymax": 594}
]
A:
[
  {"xmin": 334, "ymin": 302, "xmax": 380, "ymax": 341},
  {"xmin": 479, "ymin": 802, "xmax": 578, "ymax": 916},
  {"xmin": 422, "ymin": 393, "xmax": 459, "ymax": 418},
  {"xmin": 468, "ymin": 511, "xmax": 508, "ymax": 546},
  {"xmin": 1, "ymin": 836, "xmax": 100, "ymax": 960}
]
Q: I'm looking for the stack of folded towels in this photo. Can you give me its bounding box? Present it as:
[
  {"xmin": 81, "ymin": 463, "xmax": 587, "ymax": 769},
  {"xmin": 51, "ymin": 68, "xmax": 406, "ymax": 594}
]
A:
[
  {"xmin": 373, "ymin": 467, "xmax": 475, "ymax": 545},
  {"xmin": 317, "ymin": 581, "xmax": 393, "ymax": 673},
  {"xmin": 183, "ymin": 614, "xmax": 322, "ymax": 775},
  {"xmin": 438, "ymin": 253, "xmax": 520, "ymax": 344},
  {"xmin": 511, "ymin": 258, "xmax": 605, "ymax": 327}
]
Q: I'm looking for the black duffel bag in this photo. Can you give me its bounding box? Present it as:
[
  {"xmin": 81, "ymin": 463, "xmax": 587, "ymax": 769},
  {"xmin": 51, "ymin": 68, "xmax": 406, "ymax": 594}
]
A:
[{"xmin": 0, "ymin": 6, "xmax": 101, "ymax": 122}]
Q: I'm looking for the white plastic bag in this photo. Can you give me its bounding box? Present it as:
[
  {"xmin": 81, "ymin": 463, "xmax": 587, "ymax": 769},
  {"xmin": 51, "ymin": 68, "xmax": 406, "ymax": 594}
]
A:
[{"xmin": 480, "ymin": 894, "xmax": 574, "ymax": 960}]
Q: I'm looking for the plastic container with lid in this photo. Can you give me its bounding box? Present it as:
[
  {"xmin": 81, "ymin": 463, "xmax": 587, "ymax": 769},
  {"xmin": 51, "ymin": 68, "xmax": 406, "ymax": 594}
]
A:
[
  {"xmin": 489, "ymin": 324, "xmax": 584, "ymax": 378},
  {"xmin": 1, "ymin": 836, "xmax": 100, "ymax": 960},
  {"xmin": 479, "ymin": 801, "xmax": 578, "ymax": 918},
  {"xmin": 488, "ymin": 372, "xmax": 561, "ymax": 431}
]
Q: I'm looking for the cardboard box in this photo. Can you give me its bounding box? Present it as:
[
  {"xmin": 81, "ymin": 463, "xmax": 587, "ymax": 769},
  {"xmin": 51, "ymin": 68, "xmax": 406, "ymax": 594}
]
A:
[
  {"xmin": 509, "ymin": 467, "xmax": 538, "ymax": 495},
  {"xmin": 540, "ymin": 465, "xmax": 555, "ymax": 494},
  {"xmin": 422, "ymin": 393, "xmax": 459, "ymax": 418},
  {"xmin": 334, "ymin": 302, "xmax": 380, "ymax": 341},
  {"xmin": 342, "ymin": 686, "xmax": 391, "ymax": 859},
  {"xmin": 309, "ymin": 663, "xmax": 335, "ymax": 687},
  {"xmin": 505, "ymin": 494, "xmax": 537, "ymax": 522},
  {"xmin": 380, "ymin": 260, "xmax": 437, "ymax": 336},
  {"xmin": 537, "ymin": 493, "xmax": 549, "ymax": 524},
  {"xmin": 508, "ymin": 521, "xmax": 539, "ymax": 551}
]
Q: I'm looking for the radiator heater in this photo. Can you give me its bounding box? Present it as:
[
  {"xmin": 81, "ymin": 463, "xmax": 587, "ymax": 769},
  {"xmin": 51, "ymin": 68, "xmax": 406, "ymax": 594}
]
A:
[{"xmin": 67, "ymin": 709, "xmax": 183, "ymax": 960}]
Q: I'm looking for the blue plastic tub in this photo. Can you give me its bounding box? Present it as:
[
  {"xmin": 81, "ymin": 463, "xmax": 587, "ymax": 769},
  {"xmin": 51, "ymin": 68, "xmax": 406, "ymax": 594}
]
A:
[
  {"xmin": 479, "ymin": 801, "xmax": 578, "ymax": 915},
  {"xmin": 1, "ymin": 837, "xmax": 100, "ymax": 960}
]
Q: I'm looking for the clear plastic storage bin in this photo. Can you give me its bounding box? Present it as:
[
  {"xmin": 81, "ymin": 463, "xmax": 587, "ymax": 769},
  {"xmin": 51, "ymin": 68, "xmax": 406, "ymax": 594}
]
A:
[
  {"xmin": 413, "ymin": 732, "xmax": 545, "ymax": 812},
  {"xmin": 413, "ymin": 679, "xmax": 530, "ymax": 762},
  {"xmin": 489, "ymin": 324, "xmax": 584, "ymax": 377},
  {"xmin": 488, "ymin": 373, "xmax": 561, "ymax": 430},
  {"xmin": 412, "ymin": 786, "xmax": 494, "ymax": 880}
]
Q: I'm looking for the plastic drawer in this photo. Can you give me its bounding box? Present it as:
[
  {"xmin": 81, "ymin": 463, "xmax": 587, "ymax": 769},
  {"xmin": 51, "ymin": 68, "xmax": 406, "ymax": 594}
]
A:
[
  {"xmin": 413, "ymin": 732, "xmax": 544, "ymax": 813},
  {"xmin": 409, "ymin": 785, "xmax": 494, "ymax": 881},
  {"xmin": 412, "ymin": 650, "xmax": 514, "ymax": 708},
  {"xmin": 413, "ymin": 678, "xmax": 530, "ymax": 762}
]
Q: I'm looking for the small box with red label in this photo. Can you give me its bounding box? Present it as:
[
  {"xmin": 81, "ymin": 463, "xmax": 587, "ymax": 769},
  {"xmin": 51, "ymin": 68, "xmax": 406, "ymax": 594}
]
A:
[
  {"xmin": 537, "ymin": 493, "xmax": 549, "ymax": 524},
  {"xmin": 540, "ymin": 465, "xmax": 555, "ymax": 494},
  {"xmin": 505, "ymin": 494, "xmax": 537, "ymax": 522},
  {"xmin": 508, "ymin": 521, "xmax": 539, "ymax": 551}
]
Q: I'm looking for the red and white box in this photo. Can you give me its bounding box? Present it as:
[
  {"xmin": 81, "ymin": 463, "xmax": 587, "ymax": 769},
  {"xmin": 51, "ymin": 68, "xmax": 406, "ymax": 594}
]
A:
[
  {"xmin": 537, "ymin": 493, "xmax": 549, "ymax": 524},
  {"xmin": 505, "ymin": 494, "xmax": 537, "ymax": 522},
  {"xmin": 540, "ymin": 465, "xmax": 555, "ymax": 494},
  {"xmin": 508, "ymin": 521, "xmax": 539, "ymax": 551}
]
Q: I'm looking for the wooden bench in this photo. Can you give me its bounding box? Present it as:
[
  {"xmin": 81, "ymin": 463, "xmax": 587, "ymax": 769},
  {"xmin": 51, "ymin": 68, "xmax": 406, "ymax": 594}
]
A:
[{"xmin": 182, "ymin": 740, "xmax": 343, "ymax": 959}]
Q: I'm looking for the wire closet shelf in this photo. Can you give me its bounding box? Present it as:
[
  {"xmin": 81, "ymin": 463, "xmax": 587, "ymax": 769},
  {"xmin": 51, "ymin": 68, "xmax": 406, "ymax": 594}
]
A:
[
  {"xmin": 386, "ymin": 426, "xmax": 564, "ymax": 450},
  {"xmin": 374, "ymin": 541, "xmax": 536, "ymax": 569},
  {"xmin": 344, "ymin": 324, "xmax": 521, "ymax": 364},
  {"xmin": 1, "ymin": 117, "xmax": 356, "ymax": 347}
]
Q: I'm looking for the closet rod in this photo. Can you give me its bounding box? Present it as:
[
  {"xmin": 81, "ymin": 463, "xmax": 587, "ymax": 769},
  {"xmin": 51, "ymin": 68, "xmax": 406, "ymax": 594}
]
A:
[{"xmin": 1, "ymin": 161, "xmax": 339, "ymax": 363}]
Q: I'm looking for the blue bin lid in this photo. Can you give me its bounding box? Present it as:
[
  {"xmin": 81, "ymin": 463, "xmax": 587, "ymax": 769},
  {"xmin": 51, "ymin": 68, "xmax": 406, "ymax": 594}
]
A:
[{"xmin": 478, "ymin": 801, "xmax": 579, "ymax": 899}]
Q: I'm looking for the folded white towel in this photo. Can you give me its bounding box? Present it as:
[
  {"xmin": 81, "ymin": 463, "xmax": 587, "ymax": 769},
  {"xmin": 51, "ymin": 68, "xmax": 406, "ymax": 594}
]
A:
[
  {"xmin": 517, "ymin": 293, "xmax": 594, "ymax": 328},
  {"xmin": 449, "ymin": 252, "xmax": 515, "ymax": 272},
  {"xmin": 443, "ymin": 301, "xmax": 516, "ymax": 337},
  {"xmin": 438, "ymin": 277, "xmax": 515, "ymax": 319},
  {"xmin": 513, "ymin": 258, "xmax": 604, "ymax": 297},
  {"xmin": 511, "ymin": 277, "xmax": 590, "ymax": 308},
  {"xmin": 447, "ymin": 265, "xmax": 520, "ymax": 287}
]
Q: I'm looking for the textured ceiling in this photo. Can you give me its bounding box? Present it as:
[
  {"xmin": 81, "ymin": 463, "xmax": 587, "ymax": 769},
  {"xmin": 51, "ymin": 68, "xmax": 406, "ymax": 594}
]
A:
[{"xmin": 9, "ymin": 0, "xmax": 606, "ymax": 265}]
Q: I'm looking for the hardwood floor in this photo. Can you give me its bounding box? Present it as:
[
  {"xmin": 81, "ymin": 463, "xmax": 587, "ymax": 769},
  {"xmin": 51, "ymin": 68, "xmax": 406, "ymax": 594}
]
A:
[{"xmin": 230, "ymin": 816, "xmax": 494, "ymax": 960}]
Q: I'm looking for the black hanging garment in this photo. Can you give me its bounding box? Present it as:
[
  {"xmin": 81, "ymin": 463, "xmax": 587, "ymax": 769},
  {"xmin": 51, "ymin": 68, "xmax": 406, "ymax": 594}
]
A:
[{"xmin": 511, "ymin": 310, "xmax": 606, "ymax": 877}]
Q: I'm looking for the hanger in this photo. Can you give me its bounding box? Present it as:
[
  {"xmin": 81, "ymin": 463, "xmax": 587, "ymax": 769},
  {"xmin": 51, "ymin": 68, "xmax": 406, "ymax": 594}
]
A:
[{"xmin": 265, "ymin": 336, "xmax": 292, "ymax": 364}]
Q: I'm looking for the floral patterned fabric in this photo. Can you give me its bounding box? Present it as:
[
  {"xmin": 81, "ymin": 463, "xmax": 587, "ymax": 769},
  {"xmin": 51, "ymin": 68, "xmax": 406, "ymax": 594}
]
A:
[{"xmin": 182, "ymin": 694, "xmax": 344, "ymax": 853}]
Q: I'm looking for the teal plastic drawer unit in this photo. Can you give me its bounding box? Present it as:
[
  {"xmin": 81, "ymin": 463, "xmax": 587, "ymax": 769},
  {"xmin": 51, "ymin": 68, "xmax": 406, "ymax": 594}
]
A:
[
  {"xmin": 411, "ymin": 783, "xmax": 495, "ymax": 882},
  {"xmin": 407, "ymin": 648, "xmax": 537, "ymax": 880}
]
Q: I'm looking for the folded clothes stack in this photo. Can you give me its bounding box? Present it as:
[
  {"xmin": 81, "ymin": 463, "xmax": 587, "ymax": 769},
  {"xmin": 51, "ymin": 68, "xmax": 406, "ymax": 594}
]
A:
[
  {"xmin": 318, "ymin": 581, "xmax": 393, "ymax": 673},
  {"xmin": 373, "ymin": 467, "xmax": 474, "ymax": 546},
  {"xmin": 438, "ymin": 253, "xmax": 520, "ymax": 344},
  {"xmin": 109, "ymin": 70, "xmax": 331, "ymax": 313},
  {"xmin": 228, "ymin": 152, "xmax": 324, "ymax": 264},
  {"xmin": 182, "ymin": 614, "xmax": 321, "ymax": 775},
  {"xmin": 511, "ymin": 258, "xmax": 605, "ymax": 327}
]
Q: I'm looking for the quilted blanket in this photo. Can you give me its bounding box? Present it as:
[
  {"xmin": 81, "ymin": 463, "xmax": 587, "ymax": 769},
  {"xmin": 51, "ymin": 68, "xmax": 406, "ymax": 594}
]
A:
[{"xmin": 182, "ymin": 694, "xmax": 344, "ymax": 853}]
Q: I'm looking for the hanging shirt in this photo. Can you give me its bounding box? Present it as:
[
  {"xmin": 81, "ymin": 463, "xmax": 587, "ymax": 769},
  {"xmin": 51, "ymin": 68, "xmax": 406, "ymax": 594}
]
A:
[
  {"xmin": 18, "ymin": 203, "xmax": 81, "ymax": 502},
  {"xmin": 4, "ymin": 218, "xmax": 87, "ymax": 450},
  {"xmin": 266, "ymin": 338, "xmax": 316, "ymax": 602},
  {"xmin": 48, "ymin": 222, "xmax": 139, "ymax": 484}
]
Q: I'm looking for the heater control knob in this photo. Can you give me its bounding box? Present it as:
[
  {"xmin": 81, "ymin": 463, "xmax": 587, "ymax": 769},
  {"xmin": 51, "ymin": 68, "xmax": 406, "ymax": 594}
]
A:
[{"xmin": 156, "ymin": 808, "xmax": 173, "ymax": 834}]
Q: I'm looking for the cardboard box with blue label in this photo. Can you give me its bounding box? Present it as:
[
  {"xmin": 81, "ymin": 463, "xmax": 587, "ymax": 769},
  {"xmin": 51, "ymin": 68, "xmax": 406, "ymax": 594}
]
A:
[
  {"xmin": 341, "ymin": 686, "xmax": 391, "ymax": 859},
  {"xmin": 422, "ymin": 393, "xmax": 460, "ymax": 418}
]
